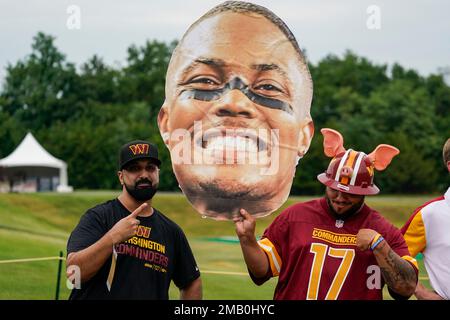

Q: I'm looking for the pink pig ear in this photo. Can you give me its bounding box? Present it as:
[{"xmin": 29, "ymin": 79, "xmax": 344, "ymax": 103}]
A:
[
  {"xmin": 368, "ymin": 144, "xmax": 400, "ymax": 171},
  {"xmin": 321, "ymin": 128, "xmax": 346, "ymax": 157}
]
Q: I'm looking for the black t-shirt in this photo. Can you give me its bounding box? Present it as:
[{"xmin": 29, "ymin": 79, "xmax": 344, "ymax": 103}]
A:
[{"xmin": 67, "ymin": 199, "xmax": 200, "ymax": 300}]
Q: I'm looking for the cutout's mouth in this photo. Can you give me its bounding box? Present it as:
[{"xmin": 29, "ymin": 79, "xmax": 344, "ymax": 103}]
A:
[{"xmin": 195, "ymin": 127, "xmax": 268, "ymax": 153}]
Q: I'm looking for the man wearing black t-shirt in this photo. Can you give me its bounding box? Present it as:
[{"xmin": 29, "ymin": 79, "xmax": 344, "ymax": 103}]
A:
[{"xmin": 66, "ymin": 140, "xmax": 202, "ymax": 299}]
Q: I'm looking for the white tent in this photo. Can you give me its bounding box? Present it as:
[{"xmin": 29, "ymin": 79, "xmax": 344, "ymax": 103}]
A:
[{"xmin": 0, "ymin": 132, "xmax": 73, "ymax": 192}]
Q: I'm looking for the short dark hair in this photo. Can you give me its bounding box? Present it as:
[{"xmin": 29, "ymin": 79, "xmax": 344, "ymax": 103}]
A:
[{"xmin": 443, "ymin": 138, "xmax": 450, "ymax": 166}]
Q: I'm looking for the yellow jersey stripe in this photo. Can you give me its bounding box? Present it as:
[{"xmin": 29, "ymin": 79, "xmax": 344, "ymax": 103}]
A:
[
  {"xmin": 403, "ymin": 211, "xmax": 427, "ymax": 257},
  {"xmin": 258, "ymin": 238, "xmax": 282, "ymax": 277},
  {"xmin": 402, "ymin": 255, "xmax": 419, "ymax": 270}
]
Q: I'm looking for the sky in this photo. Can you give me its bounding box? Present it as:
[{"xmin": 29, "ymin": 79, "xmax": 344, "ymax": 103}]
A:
[{"xmin": 0, "ymin": 0, "xmax": 449, "ymax": 84}]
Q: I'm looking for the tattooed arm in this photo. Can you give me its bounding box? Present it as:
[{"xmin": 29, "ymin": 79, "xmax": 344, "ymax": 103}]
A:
[
  {"xmin": 373, "ymin": 241, "xmax": 417, "ymax": 297},
  {"xmin": 357, "ymin": 229, "xmax": 417, "ymax": 298}
]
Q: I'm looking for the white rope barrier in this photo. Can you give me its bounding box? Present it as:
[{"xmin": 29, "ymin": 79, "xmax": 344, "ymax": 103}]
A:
[
  {"xmin": 0, "ymin": 256, "xmax": 430, "ymax": 281},
  {"xmin": 0, "ymin": 256, "xmax": 65, "ymax": 264}
]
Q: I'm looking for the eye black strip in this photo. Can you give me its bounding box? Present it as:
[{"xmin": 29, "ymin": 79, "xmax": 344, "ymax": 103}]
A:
[{"xmin": 179, "ymin": 77, "xmax": 293, "ymax": 114}]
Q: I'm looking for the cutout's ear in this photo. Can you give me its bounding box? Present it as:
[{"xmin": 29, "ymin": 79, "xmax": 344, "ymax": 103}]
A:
[
  {"xmin": 368, "ymin": 144, "xmax": 400, "ymax": 171},
  {"xmin": 157, "ymin": 102, "xmax": 170, "ymax": 145},
  {"xmin": 297, "ymin": 120, "xmax": 314, "ymax": 157},
  {"xmin": 321, "ymin": 128, "xmax": 345, "ymax": 157}
]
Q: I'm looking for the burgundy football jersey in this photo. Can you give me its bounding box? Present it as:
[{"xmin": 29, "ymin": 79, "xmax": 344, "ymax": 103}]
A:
[{"xmin": 256, "ymin": 198, "xmax": 417, "ymax": 300}]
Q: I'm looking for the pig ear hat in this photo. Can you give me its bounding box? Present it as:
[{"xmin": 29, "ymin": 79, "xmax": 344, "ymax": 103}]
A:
[{"xmin": 317, "ymin": 128, "xmax": 400, "ymax": 195}]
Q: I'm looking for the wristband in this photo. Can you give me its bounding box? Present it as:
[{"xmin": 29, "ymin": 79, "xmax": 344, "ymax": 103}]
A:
[
  {"xmin": 370, "ymin": 234, "xmax": 384, "ymax": 251},
  {"xmin": 370, "ymin": 233, "xmax": 381, "ymax": 246}
]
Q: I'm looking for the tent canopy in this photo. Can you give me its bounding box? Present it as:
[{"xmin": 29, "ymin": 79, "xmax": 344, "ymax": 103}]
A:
[
  {"xmin": 0, "ymin": 132, "xmax": 72, "ymax": 192},
  {"xmin": 0, "ymin": 132, "xmax": 65, "ymax": 168}
]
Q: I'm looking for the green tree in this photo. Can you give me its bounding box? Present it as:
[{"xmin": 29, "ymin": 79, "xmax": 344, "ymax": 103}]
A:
[
  {"xmin": 310, "ymin": 50, "xmax": 388, "ymax": 125},
  {"xmin": 1, "ymin": 32, "xmax": 81, "ymax": 130},
  {"xmin": 78, "ymin": 55, "xmax": 121, "ymax": 104},
  {"xmin": 376, "ymin": 132, "xmax": 438, "ymax": 194},
  {"xmin": 119, "ymin": 40, "xmax": 177, "ymax": 122}
]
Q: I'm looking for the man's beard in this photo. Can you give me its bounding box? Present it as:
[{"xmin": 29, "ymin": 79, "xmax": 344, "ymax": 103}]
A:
[
  {"xmin": 325, "ymin": 195, "xmax": 365, "ymax": 220},
  {"xmin": 125, "ymin": 179, "xmax": 158, "ymax": 201}
]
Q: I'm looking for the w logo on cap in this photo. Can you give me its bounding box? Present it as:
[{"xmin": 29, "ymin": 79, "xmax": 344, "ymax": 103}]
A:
[{"xmin": 129, "ymin": 144, "xmax": 149, "ymax": 155}]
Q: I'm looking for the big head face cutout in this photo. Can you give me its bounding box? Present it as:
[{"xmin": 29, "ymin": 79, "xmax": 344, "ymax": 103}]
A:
[{"xmin": 158, "ymin": 2, "xmax": 314, "ymax": 220}]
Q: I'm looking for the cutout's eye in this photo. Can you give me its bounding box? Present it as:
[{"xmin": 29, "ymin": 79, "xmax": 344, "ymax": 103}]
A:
[
  {"xmin": 253, "ymin": 82, "xmax": 286, "ymax": 98},
  {"xmin": 254, "ymin": 84, "xmax": 283, "ymax": 93},
  {"xmin": 181, "ymin": 76, "xmax": 222, "ymax": 92},
  {"xmin": 190, "ymin": 77, "xmax": 219, "ymax": 85}
]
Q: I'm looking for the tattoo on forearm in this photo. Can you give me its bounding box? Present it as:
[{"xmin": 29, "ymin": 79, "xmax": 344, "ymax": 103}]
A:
[{"xmin": 379, "ymin": 244, "xmax": 416, "ymax": 294}]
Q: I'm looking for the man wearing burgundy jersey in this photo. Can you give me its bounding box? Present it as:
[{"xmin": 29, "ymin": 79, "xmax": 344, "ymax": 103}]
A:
[{"xmin": 234, "ymin": 128, "xmax": 418, "ymax": 300}]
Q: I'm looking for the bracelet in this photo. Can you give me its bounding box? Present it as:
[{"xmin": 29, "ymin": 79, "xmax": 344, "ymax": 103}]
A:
[
  {"xmin": 370, "ymin": 235, "xmax": 384, "ymax": 251},
  {"xmin": 370, "ymin": 233, "xmax": 381, "ymax": 246}
]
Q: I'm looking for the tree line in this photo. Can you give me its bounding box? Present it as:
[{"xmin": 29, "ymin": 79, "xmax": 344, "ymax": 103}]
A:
[{"xmin": 0, "ymin": 32, "xmax": 449, "ymax": 194}]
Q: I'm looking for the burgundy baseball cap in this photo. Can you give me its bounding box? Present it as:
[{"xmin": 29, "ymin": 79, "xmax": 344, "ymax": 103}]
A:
[{"xmin": 119, "ymin": 140, "xmax": 161, "ymax": 170}]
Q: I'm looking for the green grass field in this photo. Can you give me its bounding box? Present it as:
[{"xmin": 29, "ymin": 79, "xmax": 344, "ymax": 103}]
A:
[{"xmin": 0, "ymin": 192, "xmax": 435, "ymax": 300}]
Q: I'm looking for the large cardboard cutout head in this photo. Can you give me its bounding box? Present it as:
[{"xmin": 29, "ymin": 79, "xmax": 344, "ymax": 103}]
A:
[{"xmin": 158, "ymin": 1, "xmax": 314, "ymax": 220}]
